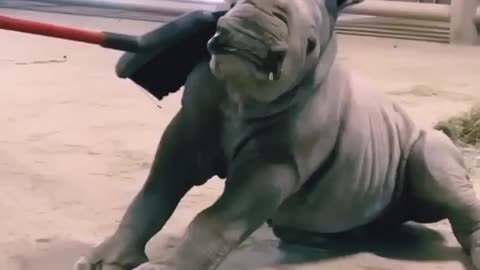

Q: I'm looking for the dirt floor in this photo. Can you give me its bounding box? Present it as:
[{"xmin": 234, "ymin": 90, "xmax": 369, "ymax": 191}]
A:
[{"xmin": 2, "ymin": 8, "xmax": 480, "ymax": 270}]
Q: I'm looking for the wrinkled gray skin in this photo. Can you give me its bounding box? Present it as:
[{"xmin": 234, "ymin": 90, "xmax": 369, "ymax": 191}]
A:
[{"xmin": 73, "ymin": 0, "xmax": 480, "ymax": 269}]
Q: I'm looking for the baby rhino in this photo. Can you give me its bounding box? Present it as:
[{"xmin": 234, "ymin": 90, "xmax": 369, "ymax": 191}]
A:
[{"xmin": 74, "ymin": 0, "xmax": 480, "ymax": 269}]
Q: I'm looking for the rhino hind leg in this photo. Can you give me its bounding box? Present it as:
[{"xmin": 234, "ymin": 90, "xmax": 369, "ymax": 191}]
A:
[{"xmin": 404, "ymin": 129, "xmax": 480, "ymax": 269}]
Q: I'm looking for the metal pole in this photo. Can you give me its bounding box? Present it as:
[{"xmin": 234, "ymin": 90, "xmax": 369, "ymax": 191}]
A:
[
  {"xmin": 33, "ymin": 0, "xmax": 221, "ymax": 16},
  {"xmin": 449, "ymin": 0, "xmax": 479, "ymax": 45}
]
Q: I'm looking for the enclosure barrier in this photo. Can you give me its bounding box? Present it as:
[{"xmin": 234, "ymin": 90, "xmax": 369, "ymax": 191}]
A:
[{"xmin": 342, "ymin": 0, "xmax": 480, "ymax": 45}]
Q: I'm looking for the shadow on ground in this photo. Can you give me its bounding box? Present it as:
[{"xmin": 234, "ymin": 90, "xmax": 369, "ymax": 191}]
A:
[
  {"xmin": 271, "ymin": 223, "xmax": 471, "ymax": 266},
  {"xmin": 9, "ymin": 223, "xmax": 474, "ymax": 270}
]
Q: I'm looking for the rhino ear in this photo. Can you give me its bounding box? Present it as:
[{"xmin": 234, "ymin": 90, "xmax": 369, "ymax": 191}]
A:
[{"xmin": 337, "ymin": 0, "xmax": 364, "ymax": 11}]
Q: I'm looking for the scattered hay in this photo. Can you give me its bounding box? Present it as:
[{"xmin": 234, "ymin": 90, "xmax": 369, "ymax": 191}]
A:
[{"xmin": 434, "ymin": 103, "xmax": 480, "ymax": 147}]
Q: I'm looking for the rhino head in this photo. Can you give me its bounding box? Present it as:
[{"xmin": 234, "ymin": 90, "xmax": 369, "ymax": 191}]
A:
[{"xmin": 206, "ymin": 0, "xmax": 364, "ymax": 102}]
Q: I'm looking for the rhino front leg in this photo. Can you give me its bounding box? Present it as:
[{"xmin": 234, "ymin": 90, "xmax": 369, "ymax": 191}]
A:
[
  {"xmin": 74, "ymin": 108, "xmax": 222, "ymax": 270},
  {"xmin": 134, "ymin": 145, "xmax": 300, "ymax": 270},
  {"xmin": 405, "ymin": 130, "xmax": 480, "ymax": 269}
]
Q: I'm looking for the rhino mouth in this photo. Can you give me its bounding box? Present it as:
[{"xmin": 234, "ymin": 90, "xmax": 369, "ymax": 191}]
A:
[{"xmin": 207, "ymin": 30, "xmax": 287, "ymax": 81}]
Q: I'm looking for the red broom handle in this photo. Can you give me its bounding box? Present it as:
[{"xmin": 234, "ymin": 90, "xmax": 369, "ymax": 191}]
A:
[{"xmin": 0, "ymin": 14, "xmax": 106, "ymax": 45}]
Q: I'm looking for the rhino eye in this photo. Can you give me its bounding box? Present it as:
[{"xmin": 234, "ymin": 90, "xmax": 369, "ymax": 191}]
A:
[{"xmin": 306, "ymin": 37, "xmax": 317, "ymax": 55}]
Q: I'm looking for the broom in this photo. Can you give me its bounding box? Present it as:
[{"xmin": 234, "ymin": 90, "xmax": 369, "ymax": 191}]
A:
[{"xmin": 0, "ymin": 10, "xmax": 226, "ymax": 100}]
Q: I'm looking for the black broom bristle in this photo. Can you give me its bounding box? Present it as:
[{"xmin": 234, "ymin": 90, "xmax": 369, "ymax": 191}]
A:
[{"xmin": 115, "ymin": 10, "xmax": 224, "ymax": 101}]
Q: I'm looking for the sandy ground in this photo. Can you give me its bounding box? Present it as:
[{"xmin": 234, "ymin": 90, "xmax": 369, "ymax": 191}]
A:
[{"xmin": 2, "ymin": 8, "xmax": 480, "ymax": 270}]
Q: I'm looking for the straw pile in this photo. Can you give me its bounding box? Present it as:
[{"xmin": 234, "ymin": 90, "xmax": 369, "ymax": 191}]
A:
[{"xmin": 434, "ymin": 103, "xmax": 480, "ymax": 147}]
